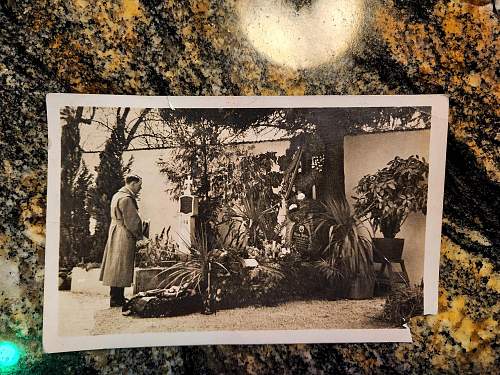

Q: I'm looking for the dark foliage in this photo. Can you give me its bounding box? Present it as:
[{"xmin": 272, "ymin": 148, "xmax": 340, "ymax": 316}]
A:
[
  {"xmin": 380, "ymin": 283, "xmax": 424, "ymax": 327},
  {"xmin": 60, "ymin": 107, "xmax": 94, "ymax": 268},
  {"xmin": 88, "ymin": 138, "xmax": 133, "ymax": 263},
  {"xmin": 353, "ymin": 155, "xmax": 429, "ymax": 238},
  {"xmin": 70, "ymin": 163, "xmax": 93, "ymax": 261},
  {"xmin": 313, "ymin": 197, "xmax": 374, "ymax": 294},
  {"xmin": 217, "ymin": 256, "xmax": 332, "ymax": 308},
  {"xmin": 157, "ymin": 114, "xmax": 246, "ymax": 232}
]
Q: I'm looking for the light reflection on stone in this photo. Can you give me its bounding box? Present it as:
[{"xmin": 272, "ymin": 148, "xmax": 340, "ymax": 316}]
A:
[{"xmin": 237, "ymin": 0, "xmax": 364, "ymax": 69}]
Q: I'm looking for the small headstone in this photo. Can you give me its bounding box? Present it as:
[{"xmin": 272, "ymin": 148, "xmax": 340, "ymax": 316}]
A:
[
  {"xmin": 241, "ymin": 258, "xmax": 259, "ymax": 268},
  {"xmin": 292, "ymin": 224, "xmax": 311, "ymax": 254}
]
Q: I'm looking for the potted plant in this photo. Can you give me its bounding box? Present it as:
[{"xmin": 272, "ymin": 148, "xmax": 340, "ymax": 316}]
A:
[
  {"xmin": 314, "ymin": 197, "xmax": 375, "ymax": 299},
  {"xmin": 353, "ymin": 155, "xmax": 429, "ymax": 262}
]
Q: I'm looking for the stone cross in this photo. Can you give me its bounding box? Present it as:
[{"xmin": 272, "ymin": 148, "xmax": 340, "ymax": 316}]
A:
[{"xmin": 184, "ymin": 176, "xmax": 193, "ymax": 195}]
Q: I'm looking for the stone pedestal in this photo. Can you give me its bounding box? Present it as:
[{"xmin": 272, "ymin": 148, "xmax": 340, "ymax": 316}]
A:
[
  {"xmin": 177, "ymin": 179, "xmax": 199, "ymax": 255},
  {"xmin": 133, "ymin": 267, "xmax": 167, "ymax": 294}
]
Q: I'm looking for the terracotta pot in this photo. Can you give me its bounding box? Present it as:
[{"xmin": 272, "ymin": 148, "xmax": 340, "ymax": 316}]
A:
[
  {"xmin": 373, "ymin": 238, "xmax": 404, "ymax": 262},
  {"xmin": 348, "ymin": 276, "xmax": 375, "ymax": 300},
  {"xmin": 325, "ymin": 277, "xmax": 350, "ymax": 299}
]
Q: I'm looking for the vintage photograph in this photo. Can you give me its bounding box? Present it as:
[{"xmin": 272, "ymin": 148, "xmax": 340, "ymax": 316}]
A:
[{"xmin": 44, "ymin": 95, "xmax": 448, "ymax": 352}]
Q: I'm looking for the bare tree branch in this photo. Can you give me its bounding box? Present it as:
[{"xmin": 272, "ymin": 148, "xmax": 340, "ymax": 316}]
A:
[{"xmin": 126, "ymin": 108, "xmax": 152, "ymax": 145}]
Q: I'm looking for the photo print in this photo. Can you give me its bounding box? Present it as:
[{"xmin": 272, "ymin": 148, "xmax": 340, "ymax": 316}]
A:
[{"xmin": 44, "ymin": 95, "xmax": 448, "ymax": 352}]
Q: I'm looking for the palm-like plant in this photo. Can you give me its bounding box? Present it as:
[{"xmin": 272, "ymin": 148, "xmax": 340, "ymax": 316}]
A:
[
  {"xmin": 152, "ymin": 226, "xmax": 229, "ymax": 294},
  {"xmin": 227, "ymin": 189, "xmax": 279, "ymax": 246},
  {"xmin": 314, "ymin": 197, "xmax": 374, "ymax": 289}
]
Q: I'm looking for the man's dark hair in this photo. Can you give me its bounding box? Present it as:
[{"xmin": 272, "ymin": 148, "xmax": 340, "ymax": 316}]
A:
[{"xmin": 125, "ymin": 174, "xmax": 142, "ymax": 184}]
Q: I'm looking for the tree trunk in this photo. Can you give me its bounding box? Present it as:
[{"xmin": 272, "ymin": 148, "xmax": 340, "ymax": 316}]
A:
[{"xmin": 317, "ymin": 122, "xmax": 346, "ymax": 201}]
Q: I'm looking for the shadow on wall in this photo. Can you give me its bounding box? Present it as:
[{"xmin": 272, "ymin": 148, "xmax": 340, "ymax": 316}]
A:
[{"xmin": 344, "ymin": 130, "xmax": 431, "ymax": 285}]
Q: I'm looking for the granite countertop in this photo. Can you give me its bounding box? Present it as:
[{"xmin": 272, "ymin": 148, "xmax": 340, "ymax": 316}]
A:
[{"xmin": 0, "ymin": 0, "xmax": 498, "ymax": 373}]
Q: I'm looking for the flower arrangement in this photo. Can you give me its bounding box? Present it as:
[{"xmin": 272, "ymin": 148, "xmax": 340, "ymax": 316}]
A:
[
  {"xmin": 278, "ymin": 246, "xmax": 292, "ymax": 259},
  {"xmin": 136, "ymin": 226, "xmax": 179, "ymax": 268},
  {"xmin": 247, "ymin": 246, "xmax": 265, "ymax": 259},
  {"xmin": 136, "ymin": 238, "xmax": 151, "ymax": 250},
  {"xmin": 247, "ymin": 240, "xmax": 293, "ymax": 261}
]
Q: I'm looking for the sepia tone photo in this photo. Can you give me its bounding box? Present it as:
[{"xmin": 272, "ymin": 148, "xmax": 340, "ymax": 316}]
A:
[{"xmin": 43, "ymin": 95, "xmax": 448, "ymax": 352}]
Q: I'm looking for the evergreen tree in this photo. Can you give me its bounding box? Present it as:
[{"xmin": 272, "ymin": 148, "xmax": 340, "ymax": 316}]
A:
[
  {"xmin": 89, "ymin": 108, "xmax": 150, "ymax": 262},
  {"xmin": 89, "ymin": 137, "xmax": 134, "ymax": 262},
  {"xmin": 71, "ymin": 162, "xmax": 93, "ymax": 262},
  {"xmin": 60, "ymin": 106, "xmax": 95, "ymax": 267},
  {"xmin": 156, "ymin": 116, "xmax": 263, "ymax": 236}
]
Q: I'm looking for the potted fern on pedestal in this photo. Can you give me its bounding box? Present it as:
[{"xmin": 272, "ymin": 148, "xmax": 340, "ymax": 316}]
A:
[{"xmin": 353, "ymin": 155, "xmax": 429, "ymax": 263}]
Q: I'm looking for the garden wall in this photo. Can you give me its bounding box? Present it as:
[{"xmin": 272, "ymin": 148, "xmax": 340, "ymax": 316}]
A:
[
  {"xmin": 344, "ymin": 129, "xmax": 431, "ymax": 286},
  {"xmin": 83, "ymin": 140, "xmax": 290, "ymax": 239},
  {"xmin": 83, "ymin": 149, "xmax": 177, "ymax": 237}
]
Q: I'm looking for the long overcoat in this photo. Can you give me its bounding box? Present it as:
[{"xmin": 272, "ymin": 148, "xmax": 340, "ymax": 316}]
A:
[{"xmin": 99, "ymin": 187, "xmax": 142, "ymax": 287}]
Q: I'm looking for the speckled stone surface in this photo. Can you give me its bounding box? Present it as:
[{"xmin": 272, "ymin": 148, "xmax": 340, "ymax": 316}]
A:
[{"xmin": 0, "ymin": 0, "xmax": 498, "ymax": 373}]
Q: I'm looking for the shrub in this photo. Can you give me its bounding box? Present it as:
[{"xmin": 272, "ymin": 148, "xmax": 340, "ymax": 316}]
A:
[
  {"xmin": 314, "ymin": 197, "xmax": 374, "ymax": 288},
  {"xmin": 217, "ymin": 254, "xmax": 330, "ymax": 308},
  {"xmin": 380, "ymin": 283, "xmax": 424, "ymax": 326},
  {"xmin": 136, "ymin": 226, "xmax": 179, "ymax": 268},
  {"xmin": 151, "ymin": 227, "xmax": 229, "ymax": 293},
  {"xmin": 353, "ymin": 155, "xmax": 429, "ymax": 238}
]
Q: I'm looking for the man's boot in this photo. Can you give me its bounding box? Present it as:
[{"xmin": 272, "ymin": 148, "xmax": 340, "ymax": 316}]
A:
[{"xmin": 110, "ymin": 286, "xmax": 125, "ymax": 307}]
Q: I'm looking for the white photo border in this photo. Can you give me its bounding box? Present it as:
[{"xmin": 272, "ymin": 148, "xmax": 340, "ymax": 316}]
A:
[{"xmin": 44, "ymin": 94, "xmax": 448, "ymax": 353}]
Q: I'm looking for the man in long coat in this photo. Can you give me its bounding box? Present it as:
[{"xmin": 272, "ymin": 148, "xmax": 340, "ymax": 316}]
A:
[{"xmin": 99, "ymin": 174, "xmax": 143, "ymax": 307}]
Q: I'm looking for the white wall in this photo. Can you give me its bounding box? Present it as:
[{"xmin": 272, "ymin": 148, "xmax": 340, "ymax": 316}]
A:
[
  {"xmin": 82, "ymin": 141, "xmax": 290, "ymax": 239},
  {"xmin": 344, "ymin": 130, "xmax": 430, "ymax": 285},
  {"xmin": 83, "ymin": 149, "xmax": 177, "ymax": 237}
]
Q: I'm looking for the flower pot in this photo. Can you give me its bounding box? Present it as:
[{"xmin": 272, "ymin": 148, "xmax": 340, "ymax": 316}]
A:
[
  {"xmin": 348, "ymin": 276, "xmax": 375, "ymax": 300},
  {"xmin": 329, "ymin": 276, "xmax": 375, "ymax": 300},
  {"xmin": 373, "ymin": 238, "xmax": 404, "ymax": 262},
  {"xmin": 327, "ymin": 277, "xmax": 351, "ymax": 299}
]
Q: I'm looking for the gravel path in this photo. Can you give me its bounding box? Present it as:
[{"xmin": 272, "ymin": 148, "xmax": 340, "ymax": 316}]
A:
[
  {"xmin": 58, "ymin": 291, "xmax": 391, "ymax": 336},
  {"xmin": 58, "ymin": 292, "xmax": 109, "ymax": 336}
]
